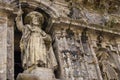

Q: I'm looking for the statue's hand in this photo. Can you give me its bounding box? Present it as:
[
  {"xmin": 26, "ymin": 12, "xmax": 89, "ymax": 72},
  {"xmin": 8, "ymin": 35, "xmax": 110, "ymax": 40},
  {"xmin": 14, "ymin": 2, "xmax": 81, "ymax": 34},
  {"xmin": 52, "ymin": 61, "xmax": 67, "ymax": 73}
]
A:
[{"xmin": 16, "ymin": 9, "xmax": 23, "ymax": 16}]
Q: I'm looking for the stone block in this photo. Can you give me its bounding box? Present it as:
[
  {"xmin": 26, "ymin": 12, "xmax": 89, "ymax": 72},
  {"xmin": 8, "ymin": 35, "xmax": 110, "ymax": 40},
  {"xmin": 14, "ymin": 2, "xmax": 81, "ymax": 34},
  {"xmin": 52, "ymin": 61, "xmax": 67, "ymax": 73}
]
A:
[{"xmin": 17, "ymin": 68, "xmax": 56, "ymax": 80}]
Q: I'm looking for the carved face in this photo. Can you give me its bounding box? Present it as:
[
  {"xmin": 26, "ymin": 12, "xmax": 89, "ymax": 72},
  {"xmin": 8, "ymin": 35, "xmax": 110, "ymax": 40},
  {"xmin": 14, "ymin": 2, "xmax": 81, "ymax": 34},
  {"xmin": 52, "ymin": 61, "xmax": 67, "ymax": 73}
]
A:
[
  {"xmin": 31, "ymin": 15, "xmax": 40, "ymax": 26},
  {"xmin": 25, "ymin": 11, "xmax": 44, "ymax": 26}
]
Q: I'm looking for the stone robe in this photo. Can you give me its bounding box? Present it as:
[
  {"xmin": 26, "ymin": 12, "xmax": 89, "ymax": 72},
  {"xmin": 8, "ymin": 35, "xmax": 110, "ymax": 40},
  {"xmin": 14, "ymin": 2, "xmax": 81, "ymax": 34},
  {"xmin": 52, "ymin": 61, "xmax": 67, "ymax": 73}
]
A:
[{"xmin": 20, "ymin": 25, "xmax": 57, "ymax": 69}]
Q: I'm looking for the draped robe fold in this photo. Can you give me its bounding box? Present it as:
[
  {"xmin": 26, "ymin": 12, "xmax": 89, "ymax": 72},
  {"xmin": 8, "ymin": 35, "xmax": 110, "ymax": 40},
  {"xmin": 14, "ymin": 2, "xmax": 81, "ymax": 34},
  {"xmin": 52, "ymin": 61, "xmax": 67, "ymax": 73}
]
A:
[{"xmin": 20, "ymin": 25, "xmax": 57, "ymax": 69}]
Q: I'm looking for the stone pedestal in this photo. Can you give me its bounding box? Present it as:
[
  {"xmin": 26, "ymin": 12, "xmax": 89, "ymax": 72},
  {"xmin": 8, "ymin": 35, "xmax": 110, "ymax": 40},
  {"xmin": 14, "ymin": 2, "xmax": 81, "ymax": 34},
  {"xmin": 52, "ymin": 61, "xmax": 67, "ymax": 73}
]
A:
[{"xmin": 17, "ymin": 68, "xmax": 56, "ymax": 80}]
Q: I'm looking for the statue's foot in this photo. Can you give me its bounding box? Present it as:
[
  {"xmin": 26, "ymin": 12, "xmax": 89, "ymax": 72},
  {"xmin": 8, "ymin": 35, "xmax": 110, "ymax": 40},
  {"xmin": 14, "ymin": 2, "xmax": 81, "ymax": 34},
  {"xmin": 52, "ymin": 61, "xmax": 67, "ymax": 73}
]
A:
[{"xmin": 24, "ymin": 64, "xmax": 37, "ymax": 73}]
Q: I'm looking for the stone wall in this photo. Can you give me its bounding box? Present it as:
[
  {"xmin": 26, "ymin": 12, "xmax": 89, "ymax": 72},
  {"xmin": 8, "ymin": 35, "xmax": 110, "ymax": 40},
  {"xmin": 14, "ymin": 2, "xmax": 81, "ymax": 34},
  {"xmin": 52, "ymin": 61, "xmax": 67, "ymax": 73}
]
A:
[
  {"xmin": 0, "ymin": 0, "xmax": 120, "ymax": 80},
  {"xmin": 50, "ymin": 23, "xmax": 120, "ymax": 80}
]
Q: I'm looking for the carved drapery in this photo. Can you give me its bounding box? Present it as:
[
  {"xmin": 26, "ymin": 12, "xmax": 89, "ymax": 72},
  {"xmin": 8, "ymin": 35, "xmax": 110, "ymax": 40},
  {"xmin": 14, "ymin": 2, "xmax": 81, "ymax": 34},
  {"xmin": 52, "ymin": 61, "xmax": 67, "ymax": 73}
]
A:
[{"xmin": 94, "ymin": 34, "xmax": 120, "ymax": 80}]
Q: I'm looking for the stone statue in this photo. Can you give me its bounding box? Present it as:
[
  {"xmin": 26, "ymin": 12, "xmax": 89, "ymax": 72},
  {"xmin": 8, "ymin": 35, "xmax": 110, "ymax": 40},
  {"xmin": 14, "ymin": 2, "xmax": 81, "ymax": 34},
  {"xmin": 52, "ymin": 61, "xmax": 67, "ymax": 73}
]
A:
[
  {"xmin": 16, "ymin": 9, "xmax": 57, "ymax": 71},
  {"xmin": 96, "ymin": 48, "xmax": 118, "ymax": 80}
]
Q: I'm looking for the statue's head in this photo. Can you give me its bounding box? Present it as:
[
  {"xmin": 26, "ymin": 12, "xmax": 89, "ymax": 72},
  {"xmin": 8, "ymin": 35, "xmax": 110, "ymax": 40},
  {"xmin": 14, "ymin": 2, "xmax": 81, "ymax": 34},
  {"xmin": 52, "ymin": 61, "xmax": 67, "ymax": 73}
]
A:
[{"xmin": 25, "ymin": 11, "xmax": 44, "ymax": 26}]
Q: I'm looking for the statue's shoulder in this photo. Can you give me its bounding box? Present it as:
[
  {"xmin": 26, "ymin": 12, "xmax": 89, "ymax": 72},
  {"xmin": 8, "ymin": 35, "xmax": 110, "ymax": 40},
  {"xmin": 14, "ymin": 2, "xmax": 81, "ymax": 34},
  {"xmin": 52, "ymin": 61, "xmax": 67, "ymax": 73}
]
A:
[
  {"xmin": 24, "ymin": 24, "xmax": 31, "ymax": 29},
  {"xmin": 25, "ymin": 24, "xmax": 31, "ymax": 27},
  {"xmin": 22, "ymin": 24, "xmax": 31, "ymax": 32}
]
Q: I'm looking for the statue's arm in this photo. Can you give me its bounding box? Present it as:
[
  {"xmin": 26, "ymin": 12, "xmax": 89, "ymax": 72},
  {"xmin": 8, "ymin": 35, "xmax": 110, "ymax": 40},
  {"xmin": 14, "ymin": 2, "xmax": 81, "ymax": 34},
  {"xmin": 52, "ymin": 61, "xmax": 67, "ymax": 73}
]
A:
[
  {"xmin": 15, "ymin": 9, "xmax": 24, "ymax": 31},
  {"xmin": 42, "ymin": 30, "xmax": 52, "ymax": 42}
]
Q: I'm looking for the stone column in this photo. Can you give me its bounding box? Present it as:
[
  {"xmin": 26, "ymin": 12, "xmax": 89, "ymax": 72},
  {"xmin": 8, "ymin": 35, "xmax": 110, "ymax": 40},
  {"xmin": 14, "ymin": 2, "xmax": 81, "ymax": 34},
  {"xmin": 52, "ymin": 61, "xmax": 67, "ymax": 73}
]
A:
[
  {"xmin": 0, "ymin": 8, "xmax": 14, "ymax": 80},
  {"xmin": 49, "ymin": 25, "xmax": 66, "ymax": 79},
  {"xmin": 0, "ymin": 11, "xmax": 8, "ymax": 80},
  {"xmin": 7, "ymin": 14, "xmax": 14, "ymax": 80}
]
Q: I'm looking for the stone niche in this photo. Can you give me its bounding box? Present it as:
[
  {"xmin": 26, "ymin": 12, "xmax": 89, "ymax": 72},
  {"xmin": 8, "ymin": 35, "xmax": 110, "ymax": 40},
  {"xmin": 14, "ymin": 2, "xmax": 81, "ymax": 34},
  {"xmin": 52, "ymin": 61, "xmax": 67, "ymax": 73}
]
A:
[{"xmin": 13, "ymin": 1, "xmax": 59, "ymax": 80}]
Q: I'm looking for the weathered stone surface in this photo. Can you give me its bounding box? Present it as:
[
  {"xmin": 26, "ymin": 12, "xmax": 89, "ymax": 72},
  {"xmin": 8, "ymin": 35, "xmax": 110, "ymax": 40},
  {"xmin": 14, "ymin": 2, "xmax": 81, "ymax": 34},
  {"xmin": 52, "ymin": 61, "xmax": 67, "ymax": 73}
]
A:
[
  {"xmin": 0, "ymin": 0, "xmax": 120, "ymax": 80},
  {"xmin": 7, "ymin": 16, "xmax": 14, "ymax": 80},
  {"xmin": 0, "ymin": 12, "xmax": 7, "ymax": 80},
  {"xmin": 17, "ymin": 74, "xmax": 40, "ymax": 80},
  {"xmin": 17, "ymin": 68, "xmax": 56, "ymax": 80}
]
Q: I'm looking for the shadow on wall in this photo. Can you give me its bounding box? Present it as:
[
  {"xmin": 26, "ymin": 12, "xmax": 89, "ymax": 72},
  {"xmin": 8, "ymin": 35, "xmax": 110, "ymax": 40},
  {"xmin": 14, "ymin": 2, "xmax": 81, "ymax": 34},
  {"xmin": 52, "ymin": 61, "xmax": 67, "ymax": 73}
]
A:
[{"xmin": 14, "ymin": 25, "xmax": 23, "ymax": 80}]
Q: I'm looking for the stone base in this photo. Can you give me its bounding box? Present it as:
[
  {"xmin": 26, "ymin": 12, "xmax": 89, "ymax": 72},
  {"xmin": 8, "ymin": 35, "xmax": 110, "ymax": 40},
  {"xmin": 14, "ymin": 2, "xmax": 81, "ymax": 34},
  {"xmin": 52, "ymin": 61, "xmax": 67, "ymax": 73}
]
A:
[{"xmin": 17, "ymin": 68, "xmax": 56, "ymax": 80}]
